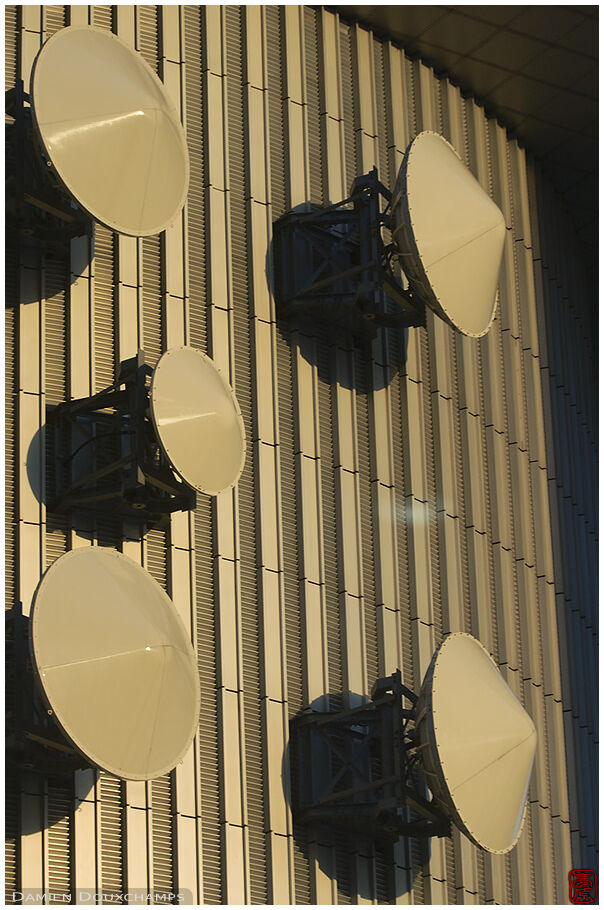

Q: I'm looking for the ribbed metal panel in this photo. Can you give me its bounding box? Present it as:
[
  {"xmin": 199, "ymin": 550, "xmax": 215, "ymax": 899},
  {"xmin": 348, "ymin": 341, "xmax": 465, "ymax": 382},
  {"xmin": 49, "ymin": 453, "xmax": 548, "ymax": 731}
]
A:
[
  {"xmin": 276, "ymin": 334, "xmax": 303, "ymax": 716},
  {"xmin": 94, "ymin": 226, "xmax": 117, "ymax": 391},
  {"xmin": 356, "ymin": 362, "xmax": 378, "ymax": 688},
  {"xmin": 7, "ymin": 6, "xmax": 593, "ymax": 904},
  {"xmin": 46, "ymin": 783, "xmax": 73, "ymax": 901},
  {"xmin": 44, "ymin": 255, "xmax": 68, "ymax": 407},
  {"xmin": 145, "ymin": 528, "xmax": 168, "ymax": 589},
  {"xmin": 304, "ymin": 8, "xmax": 324, "ymax": 206},
  {"xmin": 91, "ymin": 6, "xmax": 112, "ymax": 31},
  {"xmin": 276, "ymin": 328, "xmax": 311, "ymax": 903},
  {"xmin": 6, "ymin": 293, "xmax": 17, "ymax": 611},
  {"xmin": 137, "ymin": 6, "xmax": 160, "ymax": 73},
  {"xmin": 195, "ymin": 498, "xmax": 222, "ymax": 904},
  {"xmin": 183, "ymin": 5, "xmax": 207, "ymax": 352},
  {"xmin": 44, "ymin": 255, "xmax": 70, "ymax": 564},
  {"xmin": 5, "ymin": 5, "xmax": 18, "ymax": 91},
  {"xmin": 265, "ymin": 6, "xmax": 286, "ymax": 220},
  {"xmin": 142, "ymin": 236, "xmax": 164, "ymax": 367},
  {"xmin": 339, "ymin": 21, "xmax": 358, "ymax": 193},
  {"xmin": 152, "ymin": 775, "xmax": 175, "ymax": 900},
  {"xmin": 5, "ymin": 14, "xmax": 20, "ymax": 902},
  {"xmin": 5, "ymin": 770, "xmax": 19, "ymax": 903},
  {"xmin": 317, "ymin": 342, "xmax": 344, "ymax": 709},
  {"xmin": 225, "ymin": 7, "xmax": 268, "ymax": 902},
  {"xmin": 43, "ymin": 5, "xmax": 65, "ymax": 36},
  {"xmin": 99, "ymin": 773, "xmax": 125, "ymax": 898}
]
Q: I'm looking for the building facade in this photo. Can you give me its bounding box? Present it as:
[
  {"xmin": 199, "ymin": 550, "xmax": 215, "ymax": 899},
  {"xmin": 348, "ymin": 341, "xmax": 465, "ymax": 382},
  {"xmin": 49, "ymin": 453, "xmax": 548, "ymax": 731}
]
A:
[{"xmin": 5, "ymin": 5, "xmax": 597, "ymax": 904}]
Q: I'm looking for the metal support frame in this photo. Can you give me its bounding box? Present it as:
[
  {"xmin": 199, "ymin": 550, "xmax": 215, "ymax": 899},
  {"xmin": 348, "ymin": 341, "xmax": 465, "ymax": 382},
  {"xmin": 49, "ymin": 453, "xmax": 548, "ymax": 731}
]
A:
[
  {"xmin": 289, "ymin": 670, "xmax": 451, "ymax": 844},
  {"xmin": 5, "ymin": 80, "xmax": 91, "ymax": 247},
  {"xmin": 47, "ymin": 351, "xmax": 196, "ymax": 527},
  {"xmin": 6, "ymin": 605, "xmax": 89, "ymax": 777},
  {"xmin": 273, "ymin": 168, "xmax": 425, "ymax": 342}
]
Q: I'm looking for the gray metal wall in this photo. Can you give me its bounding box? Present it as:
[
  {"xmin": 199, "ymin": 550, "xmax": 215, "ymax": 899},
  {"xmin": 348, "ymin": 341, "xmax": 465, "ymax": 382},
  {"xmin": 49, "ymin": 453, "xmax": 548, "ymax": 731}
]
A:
[{"xmin": 5, "ymin": 5, "xmax": 597, "ymax": 905}]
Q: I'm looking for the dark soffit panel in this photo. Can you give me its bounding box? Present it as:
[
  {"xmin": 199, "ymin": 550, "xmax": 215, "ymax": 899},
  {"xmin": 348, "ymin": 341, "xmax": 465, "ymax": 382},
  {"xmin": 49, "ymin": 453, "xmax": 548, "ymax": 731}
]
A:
[{"xmin": 330, "ymin": 5, "xmax": 598, "ymax": 272}]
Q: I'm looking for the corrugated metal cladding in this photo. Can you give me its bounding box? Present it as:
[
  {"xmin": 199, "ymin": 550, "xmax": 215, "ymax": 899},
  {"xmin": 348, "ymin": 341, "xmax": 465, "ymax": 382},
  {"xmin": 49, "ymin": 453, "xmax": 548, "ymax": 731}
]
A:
[{"xmin": 5, "ymin": 5, "xmax": 597, "ymax": 905}]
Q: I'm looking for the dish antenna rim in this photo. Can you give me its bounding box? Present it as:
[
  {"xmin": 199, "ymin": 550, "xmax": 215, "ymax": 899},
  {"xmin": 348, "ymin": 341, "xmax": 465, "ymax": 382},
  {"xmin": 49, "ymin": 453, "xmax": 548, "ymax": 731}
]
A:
[
  {"xmin": 30, "ymin": 546, "xmax": 200, "ymax": 781},
  {"xmin": 149, "ymin": 345, "xmax": 247, "ymax": 497},
  {"xmin": 30, "ymin": 24, "xmax": 190, "ymax": 238}
]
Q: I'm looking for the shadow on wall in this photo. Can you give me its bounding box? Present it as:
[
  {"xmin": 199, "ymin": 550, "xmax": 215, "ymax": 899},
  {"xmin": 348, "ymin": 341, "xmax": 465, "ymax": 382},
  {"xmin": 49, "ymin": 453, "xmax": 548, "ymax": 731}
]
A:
[
  {"xmin": 266, "ymin": 204, "xmax": 410, "ymax": 392},
  {"xmin": 6, "ymin": 609, "xmax": 96, "ymax": 821},
  {"xmin": 6, "ymin": 89, "xmax": 92, "ymax": 286},
  {"xmin": 282, "ymin": 692, "xmax": 429, "ymax": 902}
]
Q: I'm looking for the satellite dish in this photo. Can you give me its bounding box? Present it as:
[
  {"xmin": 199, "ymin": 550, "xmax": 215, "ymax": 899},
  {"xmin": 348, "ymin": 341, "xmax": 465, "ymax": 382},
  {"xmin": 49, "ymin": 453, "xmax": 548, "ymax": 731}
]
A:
[
  {"xmin": 416, "ymin": 633, "xmax": 536, "ymax": 853},
  {"xmin": 30, "ymin": 26, "xmax": 189, "ymax": 237},
  {"xmin": 150, "ymin": 346, "xmax": 246, "ymax": 496},
  {"xmin": 391, "ymin": 131, "xmax": 506, "ymax": 337},
  {"xmin": 30, "ymin": 548, "xmax": 200, "ymax": 780}
]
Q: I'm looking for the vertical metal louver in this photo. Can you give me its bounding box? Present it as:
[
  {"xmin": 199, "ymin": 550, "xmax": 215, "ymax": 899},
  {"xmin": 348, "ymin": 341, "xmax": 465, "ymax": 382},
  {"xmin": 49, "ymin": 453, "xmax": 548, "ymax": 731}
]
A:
[
  {"xmin": 144, "ymin": 528, "xmax": 168, "ymax": 589},
  {"xmin": 269, "ymin": 19, "xmax": 312, "ymax": 893},
  {"xmin": 143, "ymin": 529, "xmax": 176, "ymax": 892},
  {"xmin": 46, "ymin": 783, "xmax": 73, "ymax": 902},
  {"xmin": 184, "ymin": 5, "xmax": 207, "ymax": 353},
  {"xmin": 5, "ymin": 5, "xmax": 18, "ymax": 92},
  {"xmin": 151, "ymin": 776, "xmax": 176, "ymax": 900},
  {"xmin": 265, "ymin": 6, "xmax": 286, "ymax": 220},
  {"xmin": 420, "ymin": 330, "xmax": 443, "ymax": 643},
  {"xmin": 92, "ymin": 6, "xmax": 113, "ymax": 31},
  {"xmin": 5, "ymin": 300, "xmax": 17, "ymax": 610},
  {"xmin": 340, "ymin": 21, "xmax": 358, "ymax": 193},
  {"xmin": 183, "ymin": 7, "xmax": 222, "ymax": 903},
  {"xmin": 355, "ymin": 363, "xmax": 378, "ymax": 688},
  {"xmin": 43, "ymin": 5, "xmax": 66, "ymax": 36},
  {"xmin": 335, "ymin": 848, "xmax": 352, "ymax": 905},
  {"xmin": 5, "ymin": 770, "xmax": 19, "ymax": 904},
  {"xmin": 276, "ymin": 330, "xmax": 311, "ymax": 902},
  {"xmin": 137, "ymin": 5, "xmax": 160, "ymax": 73},
  {"xmin": 100, "ymin": 773, "xmax": 125, "ymax": 898},
  {"xmin": 45, "ymin": 254, "xmax": 70, "ymax": 563},
  {"xmin": 317, "ymin": 344, "xmax": 344, "ymax": 711},
  {"xmin": 276, "ymin": 336, "xmax": 304, "ymax": 713},
  {"xmin": 138, "ymin": 6, "xmax": 164, "ymax": 369},
  {"xmin": 303, "ymin": 8, "xmax": 324, "ymax": 207},
  {"xmin": 5, "ymin": 16, "xmax": 19, "ymax": 902},
  {"xmin": 44, "ymin": 255, "xmax": 68, "ymax": 407},
  {"xmin": 225, "ymin": 6, "xmax": 268, "ymax": 902},
  {"xmin": 194, "ymin": 497, "xmax": 222, "ymax": 904},
  {"xmin": 373, "ymin": 41, "xmax": 390, "ymax": 191},
  {"xmin": 142, "ymin": 236, "xmax": 164, "ymax": 368},
  {"xmin": 94, "ymin": 225, "xmax": 116, "ymax": 391}
]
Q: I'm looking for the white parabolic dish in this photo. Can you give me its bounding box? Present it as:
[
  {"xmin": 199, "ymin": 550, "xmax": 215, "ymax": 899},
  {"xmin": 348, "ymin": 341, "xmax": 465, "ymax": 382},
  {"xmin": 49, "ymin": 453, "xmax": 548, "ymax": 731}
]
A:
[
  {"xmin": 30, "ymin": 26, "xmax": 189, "ymax": 237},
  {"xmin": 150, "ymin": 346, "xmax": 246, "ymax": 496},
  {"xmin": 416, "ymin": 633, "xmax": 537, "ymax": 854},
  {"xmin": 31, "ymin": 548, "xmax": 200, "ymax": 781},
  {"xmin": 391, "ymin": 131, "xmax": 506, "ymax": 337}
]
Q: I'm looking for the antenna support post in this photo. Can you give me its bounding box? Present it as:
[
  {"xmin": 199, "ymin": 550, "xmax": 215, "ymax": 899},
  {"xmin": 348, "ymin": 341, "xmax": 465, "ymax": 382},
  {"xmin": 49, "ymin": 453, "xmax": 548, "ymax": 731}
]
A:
[
  {"xmin": 46, "ymin": 351, "xmax": 196, "ymax": 527},
  {"xmin": 289, "ymin": 670, "xmax": 451, "ymax": 844},
  {"xmin": 273, "ymin": 168, "xmax": 425, "ymax": 343}
]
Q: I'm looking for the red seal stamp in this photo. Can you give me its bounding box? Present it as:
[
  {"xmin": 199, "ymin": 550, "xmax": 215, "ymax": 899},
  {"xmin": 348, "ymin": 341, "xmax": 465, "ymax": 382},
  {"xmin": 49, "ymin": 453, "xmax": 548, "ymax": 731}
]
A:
[{"xmin": 569, "ymin": 870, "xmax": 598, "ymax": 904}]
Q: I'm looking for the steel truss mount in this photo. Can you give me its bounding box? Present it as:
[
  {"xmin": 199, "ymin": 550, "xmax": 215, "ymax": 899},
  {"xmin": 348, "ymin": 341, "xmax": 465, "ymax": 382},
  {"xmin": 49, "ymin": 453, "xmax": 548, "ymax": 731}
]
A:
[
  {"xmin": 47, "ymin": 351, "xmax": 196, "ymax": 528},
  {"xmin": 273, "ymin": 168, "xmax": 425, "ymax": 343},
  {"xmin": 289, "ymin": 670, "xmax": 451, "ymax": 844},
  {"xmin": 6, "ymin": 79, "xmax": 91, "ymax": 246}
]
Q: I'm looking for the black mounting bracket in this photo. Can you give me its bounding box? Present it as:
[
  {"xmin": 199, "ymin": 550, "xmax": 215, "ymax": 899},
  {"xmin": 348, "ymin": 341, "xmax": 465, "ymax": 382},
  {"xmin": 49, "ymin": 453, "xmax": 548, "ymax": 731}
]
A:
[
  {"xmin": 289, "ymin": 670, "xmax": 451, "ymax": 844},
  {"xmin": 6, "ymin": 80, "xmax": 92, "ymax": 246},
  {"xmin": 6, "ymin": 604, "xmax": 89, "ymax": 777},
  {"xmin": 47, "ymin": 351, "xmax": 196, "ymax": 528},
  {"xmin": 273, "ymin": 168, "xmax": 425, "ymax": 344}
]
